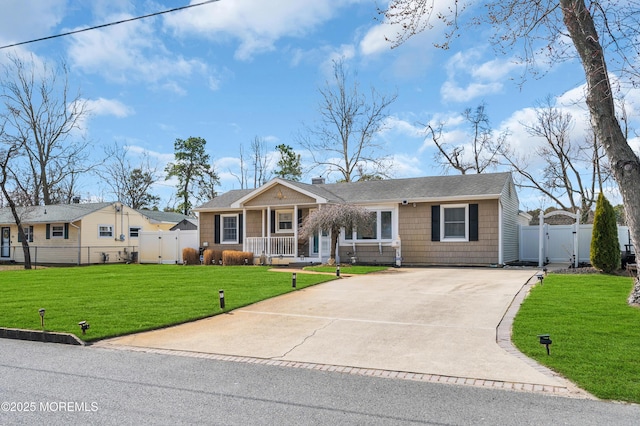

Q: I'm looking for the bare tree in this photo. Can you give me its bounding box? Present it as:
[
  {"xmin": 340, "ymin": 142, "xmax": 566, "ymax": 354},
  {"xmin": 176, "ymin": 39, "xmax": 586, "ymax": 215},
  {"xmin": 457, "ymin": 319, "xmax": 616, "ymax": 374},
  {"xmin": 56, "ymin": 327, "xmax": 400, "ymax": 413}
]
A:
[
  {"xmin": 230, "ymin": 143, "xmax": 249, "ymax": 189},
  {"xmin": 250, "ymin": 136, "xmax": 272, "ymax": 188},
  {"xmin": 299, "ymin": 203, "xmax": 374, "ymax": 265},
  {"xmin": 425, "ymin": 102, "xmax": 505, "ymax": 174},
  {"xmin": 299, "ymin": 59, "xmax": 397, "ymax": 182},
  {"xmin": 383, "ymin": 0, "xmax": 640, "ymax": 302},
  {"xmin": 499, "ymin": 99, "xmax": 608, "ymax": 222},
  {"xmin": 98, "ymin": 143, "xmax": 161, "ymax": 209},
  {"xmin": 0, "ymin": 54, "xmax": 91, "ymax": 206},
  {"xmin": 0, "ymin": 140, "xmax": 31, "ymax": 269}
]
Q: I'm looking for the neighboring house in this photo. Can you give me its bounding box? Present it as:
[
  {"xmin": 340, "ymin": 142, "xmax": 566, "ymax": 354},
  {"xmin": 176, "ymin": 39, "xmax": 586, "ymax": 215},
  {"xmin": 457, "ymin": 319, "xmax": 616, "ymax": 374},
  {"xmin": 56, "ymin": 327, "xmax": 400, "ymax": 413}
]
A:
[
  {"xmin": 0, "ymin": 202, "xmax": 188, "ymax": 265},
  {"xmin": 170, "ymin": 218, "xmax": 198, "ymax": 231},
  {"xmin": 193, "ymin": 172, "xmax": 521, "ymax": 266},
  {"xmin": 136, "ymin": 209, "xmax": 192, "ymax": 231}
]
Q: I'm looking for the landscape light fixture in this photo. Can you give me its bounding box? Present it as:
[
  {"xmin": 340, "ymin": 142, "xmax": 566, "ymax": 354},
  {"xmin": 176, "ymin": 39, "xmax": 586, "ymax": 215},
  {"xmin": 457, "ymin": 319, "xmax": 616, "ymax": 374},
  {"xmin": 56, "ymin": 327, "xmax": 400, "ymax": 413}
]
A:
[
  {"xmin": 292, "ymin": 272, "xmax": 297, "ymax": 289},
  {"xmin": 219, "ymin": 289, "xmax": 225, "ymax": 311},
  {"xmin": 336, "ymin": 265, "xmax": 341, "ymax": 277},
  {"xmin": 538, "ymin": 334, "xmax": 552, "ymax": 355},
  {"xmin": 537, "ymin": 274, "xmax": 544, "ymax": 285},
  {"xmin": 78, "ymin": 321, "xmax": 90, "ymax": 335},
  {"xmin": 38, "ymin": 308, "xmax": 45, "ymax": 328}
]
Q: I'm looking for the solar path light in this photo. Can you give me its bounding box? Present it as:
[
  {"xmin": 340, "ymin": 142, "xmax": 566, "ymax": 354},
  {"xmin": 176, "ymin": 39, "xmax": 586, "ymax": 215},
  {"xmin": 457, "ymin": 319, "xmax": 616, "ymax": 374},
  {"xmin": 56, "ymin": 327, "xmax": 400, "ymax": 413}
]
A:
[
  {"xmin": 39, "ymin": 308, "xmax": 45, "ymax": 328},
  {"xmin": 538, "ymin": 334, "xmax": 552, "ymax": 355}
]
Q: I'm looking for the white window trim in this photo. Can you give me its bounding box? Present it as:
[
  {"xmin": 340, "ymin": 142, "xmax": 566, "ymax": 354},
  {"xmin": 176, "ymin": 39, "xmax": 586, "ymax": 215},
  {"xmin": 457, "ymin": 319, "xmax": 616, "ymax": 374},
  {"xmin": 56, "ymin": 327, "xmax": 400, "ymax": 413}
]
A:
[
  {"xmin": 51, "ymin": 224, "xmax": 65, "ymax": 239},
  {"xmin": 440, "ymin": 204, "xmax": 469, "ymax": 242},
  {"xmin": 221, "ymin": 214, "xmax": 239, "ymax": 244},
  {"xmin": 275, "ymin": 209, "xmax": 294, "ymax": 233},
  {"xmin": 129, "ymin": 226, "xmax": 141, "ymax": 238},
  {"xmin": 341, "ymin": 207, "xmax": 396, "ymax": 243},
  {"xmin": 98, "ymin": 224, "xmax": 114, "ymax": 238}
]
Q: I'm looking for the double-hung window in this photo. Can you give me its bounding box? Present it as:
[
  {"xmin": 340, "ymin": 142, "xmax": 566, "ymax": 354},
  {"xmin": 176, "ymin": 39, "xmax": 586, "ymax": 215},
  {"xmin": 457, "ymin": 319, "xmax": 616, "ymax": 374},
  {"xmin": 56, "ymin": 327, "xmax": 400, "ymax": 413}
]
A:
[
  {"xmin": 222, "ymin": 215, "xmax": 238, "ymax": 243},
  {"xmin": 99, "ymin": 225, "xmax": 114, "ymax": 238},
  {"xmin": 441, "ymin": 205, "xmax": 468, "ymax": 241},
  {"xmin": 276, "ymin": 210, "xmax": 293, "ymax": 232},
  {"xmin": 51, "ymin": 224, "xmax": 65, "ymax": 238}
]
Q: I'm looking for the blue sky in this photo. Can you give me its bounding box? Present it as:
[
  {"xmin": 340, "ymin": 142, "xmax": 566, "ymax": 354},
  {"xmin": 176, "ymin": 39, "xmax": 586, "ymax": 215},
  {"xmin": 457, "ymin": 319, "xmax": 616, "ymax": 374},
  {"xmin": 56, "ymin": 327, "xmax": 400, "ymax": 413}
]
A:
[{"xmin": 1, "ymin": 0, "xmax": 638, "ymax": 211}]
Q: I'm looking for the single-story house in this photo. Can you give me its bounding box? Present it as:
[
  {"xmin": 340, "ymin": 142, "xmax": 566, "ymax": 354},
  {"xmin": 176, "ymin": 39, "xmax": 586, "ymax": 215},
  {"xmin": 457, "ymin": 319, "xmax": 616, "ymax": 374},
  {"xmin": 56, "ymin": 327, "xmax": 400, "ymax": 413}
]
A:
[
  {"xmin": 0, "ymin": 202, "xmax": 189, "ymax": 264},
  {"xmin": 193, "ymin": 172, "xmax": 521, "ymax": 266}
]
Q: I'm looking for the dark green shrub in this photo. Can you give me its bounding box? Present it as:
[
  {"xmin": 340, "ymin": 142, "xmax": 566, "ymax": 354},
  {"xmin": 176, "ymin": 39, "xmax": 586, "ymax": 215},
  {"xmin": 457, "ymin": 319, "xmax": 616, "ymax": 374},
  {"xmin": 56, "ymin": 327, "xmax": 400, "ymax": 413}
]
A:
[{"xmin": 590, "ymin": 193, "xmax": 620, "ymax": 273}]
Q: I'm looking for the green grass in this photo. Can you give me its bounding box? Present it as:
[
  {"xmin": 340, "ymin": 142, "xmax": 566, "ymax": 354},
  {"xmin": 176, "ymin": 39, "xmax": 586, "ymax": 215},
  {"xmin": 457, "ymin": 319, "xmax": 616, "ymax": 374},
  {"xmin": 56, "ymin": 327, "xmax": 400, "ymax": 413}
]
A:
[
  {"xmin": 0, "ymin": 264, "xmax": 336, "ymax": 342},
  {"xmin": 512, "ymin": 273, "xmax": 640, "ymax": 402},
  {"xmin": 303, "ymin": 265, "xmax": 389, "ymax": 274}
]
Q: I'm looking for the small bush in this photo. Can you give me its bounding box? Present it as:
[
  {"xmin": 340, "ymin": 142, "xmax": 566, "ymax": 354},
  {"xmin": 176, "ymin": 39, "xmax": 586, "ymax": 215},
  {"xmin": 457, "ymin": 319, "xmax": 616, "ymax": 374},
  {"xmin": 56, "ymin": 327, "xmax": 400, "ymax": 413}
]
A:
[
  {"xmin": 182, "ymin": 248, "xmax": 199, "ymax": 265},
  {"xmin": 222, "ymin": 250, "xmax": 254, "ymax": 265},
  {"xmin": 203, "ymin": 249, "xmax": 223, "ymax": 265},
  {"xmin": 591, "ymin": 193, "xmax": 620, "ymax": 273}
]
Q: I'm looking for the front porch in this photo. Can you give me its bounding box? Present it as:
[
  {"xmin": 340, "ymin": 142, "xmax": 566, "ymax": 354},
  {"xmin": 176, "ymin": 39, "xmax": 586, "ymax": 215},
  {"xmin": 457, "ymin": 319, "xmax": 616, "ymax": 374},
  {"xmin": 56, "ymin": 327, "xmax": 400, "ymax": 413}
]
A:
[{"xmin": 244, "ymin": 235, "xmax": 327, "ymax": 265}]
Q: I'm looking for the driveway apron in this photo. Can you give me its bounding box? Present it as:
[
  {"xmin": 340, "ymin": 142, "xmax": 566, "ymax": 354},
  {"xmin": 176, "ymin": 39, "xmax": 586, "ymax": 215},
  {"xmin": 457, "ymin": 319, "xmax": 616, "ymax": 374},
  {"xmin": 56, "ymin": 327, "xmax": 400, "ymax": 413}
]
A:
[{"xmin": 100, "ymin": 268, "xmax": 565, "ymax": 388}]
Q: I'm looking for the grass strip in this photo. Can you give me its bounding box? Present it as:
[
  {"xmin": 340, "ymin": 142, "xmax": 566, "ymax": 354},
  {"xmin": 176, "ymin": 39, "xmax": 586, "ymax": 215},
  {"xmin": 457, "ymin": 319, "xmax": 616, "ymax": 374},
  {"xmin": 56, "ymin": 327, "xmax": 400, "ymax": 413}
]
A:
[
  {"xmin": 0, "ymin": 264, "xmax": 336, "ymax": 342},
  {"xmin": 512, "ymin": 273, "xmax": 639, "ymax": 402}
]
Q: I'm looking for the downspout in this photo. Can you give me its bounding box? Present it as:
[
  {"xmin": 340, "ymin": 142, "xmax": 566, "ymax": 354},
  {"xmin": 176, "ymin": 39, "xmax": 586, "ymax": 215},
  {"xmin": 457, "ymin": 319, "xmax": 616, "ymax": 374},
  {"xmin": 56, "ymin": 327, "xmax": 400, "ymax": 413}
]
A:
[{"xmin": 69, "ymin": 221, "xmax": 81, "ymax": 265}]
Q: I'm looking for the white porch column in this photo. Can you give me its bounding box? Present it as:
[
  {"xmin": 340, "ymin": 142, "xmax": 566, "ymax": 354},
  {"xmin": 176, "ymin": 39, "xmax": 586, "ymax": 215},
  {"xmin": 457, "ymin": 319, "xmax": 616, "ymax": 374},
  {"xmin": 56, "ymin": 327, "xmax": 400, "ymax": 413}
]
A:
[
  {"xmin": 267, "ymin": 206, "xmax": 271, "ymax": 256},
  {"xmin": 293, "ymin": 205, "xmax": 298, "ymax": 259},
  {"xmin": 242, "ymin": 209, "xmax": 247, "ymax": 252}
]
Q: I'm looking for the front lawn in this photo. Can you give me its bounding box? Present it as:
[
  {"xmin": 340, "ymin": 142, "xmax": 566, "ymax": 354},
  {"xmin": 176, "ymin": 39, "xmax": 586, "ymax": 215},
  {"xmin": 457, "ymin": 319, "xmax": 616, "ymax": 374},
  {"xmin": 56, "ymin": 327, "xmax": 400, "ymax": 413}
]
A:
[
  {"xmin": 0, "ymin": 264, "xmax": 336, "ymax": 342},
  {"xmin": 512, "ymin": 273, "xmax": 640, "ymax": 402}
]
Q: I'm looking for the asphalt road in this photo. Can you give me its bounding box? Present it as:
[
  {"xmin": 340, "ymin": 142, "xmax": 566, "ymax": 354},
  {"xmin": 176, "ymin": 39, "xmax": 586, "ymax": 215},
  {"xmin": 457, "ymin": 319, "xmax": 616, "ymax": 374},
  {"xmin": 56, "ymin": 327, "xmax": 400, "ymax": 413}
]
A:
[{"xmin": 1, "ymin": 339, "xmax": 639, "ymax": 425}]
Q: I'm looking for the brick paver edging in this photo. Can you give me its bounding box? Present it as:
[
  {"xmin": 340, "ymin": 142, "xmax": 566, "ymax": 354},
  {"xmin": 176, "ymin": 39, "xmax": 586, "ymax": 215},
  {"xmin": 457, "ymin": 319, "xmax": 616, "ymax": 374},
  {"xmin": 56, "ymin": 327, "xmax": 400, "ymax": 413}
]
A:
[{"xmin": 92, "ymin": 343, "xmax": 585, "ymax": 397}]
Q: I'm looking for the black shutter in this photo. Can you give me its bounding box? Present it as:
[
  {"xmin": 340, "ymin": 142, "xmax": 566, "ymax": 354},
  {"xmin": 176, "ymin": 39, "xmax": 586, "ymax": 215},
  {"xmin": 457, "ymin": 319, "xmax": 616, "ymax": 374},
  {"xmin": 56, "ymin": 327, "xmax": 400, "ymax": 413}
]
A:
[
  {"xmin": 238, "ymin": 214, "xmax": 243, "ymax": 242},
  {"xmin": 431, "ymin": 205, "xmax": 440, "ymax": 242},
  {"xmin": 271, "ymin": 210, "xmax": 276, "ymax": 233},
  {"xmin": 18, "ymin": 228, "xmax": 22, "ymax": 242},
  {"xmin": 214, "ymin": 215, "xmax": 220, "ymax": 244},
  {"xmin": 64, "ymin": 223, "xmax": 69, "ymax": 239},
  {"xmin": 469, "ymin": 204, "xmax": 479, "ymax": 241},
  {"xmin": 46, "ymin": 224, "xmax": 50, "ymax": 239}
]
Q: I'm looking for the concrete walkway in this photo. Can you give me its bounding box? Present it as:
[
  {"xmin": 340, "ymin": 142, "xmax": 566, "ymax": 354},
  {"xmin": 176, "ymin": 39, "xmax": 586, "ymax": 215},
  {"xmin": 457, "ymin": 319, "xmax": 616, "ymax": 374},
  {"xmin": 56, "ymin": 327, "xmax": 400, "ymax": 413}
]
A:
[{"xmin": 96, "ymin": 267, "xmax": 586, "ymax": 396}]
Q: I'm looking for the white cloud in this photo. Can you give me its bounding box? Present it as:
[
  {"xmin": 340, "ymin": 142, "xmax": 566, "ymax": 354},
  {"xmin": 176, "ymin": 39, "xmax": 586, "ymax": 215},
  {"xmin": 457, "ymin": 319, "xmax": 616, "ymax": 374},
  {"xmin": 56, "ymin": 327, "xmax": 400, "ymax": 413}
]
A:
[
  {"xmin": 439, "ymin": 50, "xmax": 523, "ymax": 103},
  {"xmin": 66, "ymin": 12, "xmax": 211, "ymax": 92},
  {"xmin": 85, "ymin": 97, "xmax": 133, "ymax": 118},
  {"xmin": 164, "ymin": 0, "xmax": 367, "ymax": 61},
  {"xmin": 0, "ymin": 0, "xmax": 66, "ymax": 45}
]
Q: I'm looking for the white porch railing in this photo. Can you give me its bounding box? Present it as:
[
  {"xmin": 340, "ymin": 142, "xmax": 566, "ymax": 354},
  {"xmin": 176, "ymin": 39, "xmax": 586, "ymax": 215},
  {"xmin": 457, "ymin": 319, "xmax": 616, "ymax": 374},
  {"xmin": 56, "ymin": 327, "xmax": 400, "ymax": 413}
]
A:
[{"xmin": 245, "ymin": 237, "xmax": 296, "ymax": 256}]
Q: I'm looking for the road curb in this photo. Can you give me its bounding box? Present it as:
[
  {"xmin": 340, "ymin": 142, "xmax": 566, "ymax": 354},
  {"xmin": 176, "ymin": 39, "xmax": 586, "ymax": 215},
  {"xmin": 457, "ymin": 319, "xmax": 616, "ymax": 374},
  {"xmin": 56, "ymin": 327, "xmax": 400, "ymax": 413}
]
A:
[{"xmin": 0, "ymin": 327, "xmax": 86, "ymax": 346}]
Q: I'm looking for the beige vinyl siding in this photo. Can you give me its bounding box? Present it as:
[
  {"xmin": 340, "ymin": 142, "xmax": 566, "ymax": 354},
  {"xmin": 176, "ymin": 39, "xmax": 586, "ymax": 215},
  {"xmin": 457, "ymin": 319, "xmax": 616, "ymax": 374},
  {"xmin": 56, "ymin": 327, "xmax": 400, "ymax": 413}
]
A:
[
  {"xmin": 399, "ymin": 199, "xmax": 500, "ymax": 266},
  {"xmin": 244, "ymin": 184, "xmax": 315, "ymax": 207}
]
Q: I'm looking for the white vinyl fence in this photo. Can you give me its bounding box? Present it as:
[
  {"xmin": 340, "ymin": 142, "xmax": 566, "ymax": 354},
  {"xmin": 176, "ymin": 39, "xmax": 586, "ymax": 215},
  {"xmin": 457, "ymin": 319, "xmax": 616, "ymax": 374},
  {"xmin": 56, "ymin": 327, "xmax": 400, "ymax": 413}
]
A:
[
  {"xmin": 519, "ymin": 224, "xmax": 631, "ymax": 265},
  {"xmin": 138, "ymin": 230, "xmax": 198, "ymax": 264}
]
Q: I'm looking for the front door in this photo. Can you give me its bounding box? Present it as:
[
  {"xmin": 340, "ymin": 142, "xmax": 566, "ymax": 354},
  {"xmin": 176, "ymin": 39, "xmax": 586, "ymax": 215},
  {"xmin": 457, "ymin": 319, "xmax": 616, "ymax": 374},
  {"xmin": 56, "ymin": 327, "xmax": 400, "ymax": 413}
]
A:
[
  {"xmin": 1, "ymin": 227, "xmax": 10, "ymax": 258},
  {"xmin": 311, "ymin": 229, "xmax": 331, "ymax": 262}
]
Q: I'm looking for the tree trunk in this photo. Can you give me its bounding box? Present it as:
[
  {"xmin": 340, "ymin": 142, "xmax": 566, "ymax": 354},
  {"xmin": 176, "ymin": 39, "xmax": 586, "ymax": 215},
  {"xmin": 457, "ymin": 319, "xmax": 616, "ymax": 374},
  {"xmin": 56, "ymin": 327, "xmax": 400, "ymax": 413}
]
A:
[{"xmin": 560, "ymin": 0, "xmax": 640, "ymax": 302}]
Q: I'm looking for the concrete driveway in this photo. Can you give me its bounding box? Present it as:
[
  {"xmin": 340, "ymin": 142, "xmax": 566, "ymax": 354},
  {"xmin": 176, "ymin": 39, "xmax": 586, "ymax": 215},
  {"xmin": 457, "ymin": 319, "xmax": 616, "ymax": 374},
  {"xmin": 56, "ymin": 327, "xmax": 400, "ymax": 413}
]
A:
[{"xmin": 99, "ymin": 268, "xmax": 572, "ymax": 390}]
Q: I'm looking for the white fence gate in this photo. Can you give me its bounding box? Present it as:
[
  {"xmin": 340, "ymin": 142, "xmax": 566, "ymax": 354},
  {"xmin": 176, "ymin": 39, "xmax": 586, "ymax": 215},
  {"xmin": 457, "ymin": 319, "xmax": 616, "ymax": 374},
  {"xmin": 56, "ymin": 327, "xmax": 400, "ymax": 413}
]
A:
[
  {"xmin": 519, "ymin": 224, "xmax": 631, "ymax": 265},
  {"xmin": 138, "ymin": 230, "xmax": 198, "ymax": 264}
]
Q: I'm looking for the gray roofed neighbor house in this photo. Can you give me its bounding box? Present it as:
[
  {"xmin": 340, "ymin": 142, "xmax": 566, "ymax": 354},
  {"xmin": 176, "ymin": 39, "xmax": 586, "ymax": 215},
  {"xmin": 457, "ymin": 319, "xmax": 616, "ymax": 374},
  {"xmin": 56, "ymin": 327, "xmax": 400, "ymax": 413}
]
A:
[
  {"xmin": 136, "ymin": 209, "xmax": 191, "ymax": 223},
  {"xmin": 194, "ymin": 172, "xmax": 513, "ymax": 210},
  {"xmin": 0, "ymin": 202, "xmax": 114, "ymax": 224}
]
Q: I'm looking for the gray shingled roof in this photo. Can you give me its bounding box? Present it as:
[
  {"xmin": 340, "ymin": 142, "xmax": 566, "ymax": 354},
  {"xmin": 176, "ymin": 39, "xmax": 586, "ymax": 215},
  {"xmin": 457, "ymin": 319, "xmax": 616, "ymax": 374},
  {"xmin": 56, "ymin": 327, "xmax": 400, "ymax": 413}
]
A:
[
  {"xmin": 136, "ymin": 209, "xmax": 191, "ymax": 223},
  {"xmin": 195, "ymin": 172, "xmax": 512, "ymax": 210},
  {"xmin": 0, "ymin": 202, "xmax": 113, "ymax": 224}
]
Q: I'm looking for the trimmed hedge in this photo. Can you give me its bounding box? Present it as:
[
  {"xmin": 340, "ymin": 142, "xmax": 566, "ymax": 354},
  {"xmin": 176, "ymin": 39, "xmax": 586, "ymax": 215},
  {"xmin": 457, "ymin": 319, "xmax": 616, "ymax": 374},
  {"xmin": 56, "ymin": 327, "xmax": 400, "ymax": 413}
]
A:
[{"xmin": 203, "ymin": 249, "xmax": 223, "ymax": 265}]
